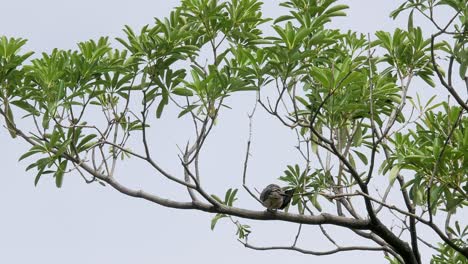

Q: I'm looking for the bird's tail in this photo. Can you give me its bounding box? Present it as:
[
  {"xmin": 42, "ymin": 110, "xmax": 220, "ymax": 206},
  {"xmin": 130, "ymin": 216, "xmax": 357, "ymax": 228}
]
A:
[{"xmin": 279, "ymin": 189, "xmax": 295, "ymax": 209}]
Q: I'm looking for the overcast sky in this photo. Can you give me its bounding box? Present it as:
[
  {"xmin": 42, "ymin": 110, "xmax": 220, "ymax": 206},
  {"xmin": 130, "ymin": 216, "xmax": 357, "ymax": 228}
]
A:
[{"xmin": 0, "ymin": 1, "xmax": 461, "ymax": 263}]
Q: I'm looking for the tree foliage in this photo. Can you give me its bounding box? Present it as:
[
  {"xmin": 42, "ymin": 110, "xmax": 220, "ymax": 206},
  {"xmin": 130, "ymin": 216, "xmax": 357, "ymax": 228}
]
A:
[{"xmin": 0, "ymin": 0, "xmax": 467, "ymax": 263}]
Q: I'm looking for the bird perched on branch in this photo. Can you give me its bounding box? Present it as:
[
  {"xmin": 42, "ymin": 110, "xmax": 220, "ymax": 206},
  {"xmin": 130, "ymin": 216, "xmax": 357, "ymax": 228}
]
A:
[{"xmin": 260, "ymin": 184, "xmax": 295, "ymax": 212}]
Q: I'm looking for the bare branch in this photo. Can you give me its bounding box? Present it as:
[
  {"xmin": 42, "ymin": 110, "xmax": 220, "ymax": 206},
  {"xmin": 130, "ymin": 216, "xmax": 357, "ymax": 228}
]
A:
[
  {"xmin": 240, "ymin": 240, "xmax": 389, "ymax": 256},
  {"xmin": 292, "ymin": 224, "xmax": 302, "ymax": 247},
  {"xmin": 430, "ymin": 19, "xmax": 468, "ymax": 111},
  {"xmin": 242, "ymin": 99, "xmax": 263, "ymax": 205},
  {"xmin": 184, "ymin": 143, "xmax": 199, "ymax": 202}
]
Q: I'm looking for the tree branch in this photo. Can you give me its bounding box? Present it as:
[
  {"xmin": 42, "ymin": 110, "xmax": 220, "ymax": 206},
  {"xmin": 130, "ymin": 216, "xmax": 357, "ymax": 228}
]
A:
[{"xmin": 240, "ymin": 240, "xmax": 389, "ymax": 256}]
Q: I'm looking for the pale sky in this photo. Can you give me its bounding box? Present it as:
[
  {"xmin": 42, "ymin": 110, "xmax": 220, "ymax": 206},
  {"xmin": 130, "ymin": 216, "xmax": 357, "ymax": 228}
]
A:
[{"xmin": 0, "ymin": 1, "xmax": 461, "ymax": 263}]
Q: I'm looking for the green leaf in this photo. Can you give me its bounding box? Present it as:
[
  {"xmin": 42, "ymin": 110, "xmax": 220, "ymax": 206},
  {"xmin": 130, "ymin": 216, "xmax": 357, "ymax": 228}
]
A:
[
  {"xmin": 3, "ymin": 101, "xmax": 17, "ymax": 138},
  {"xmin": 310, "ymin": 67, "xmax": 330, "ymax": 88},
  {"xmin": 172, "ymin": 88, "xmax": 193, "ymax": 96},
  {"xmin": 34, "ymin": 168, "xmax": 47, "ymax": 186},
  {"xmin": 407, "ymin": 10, "xmax": 414, "ymax": 31},
  {"xmin": 210, "ymin": 194, "xmax": 223, "ymax": 204},
  {"xmin": 224, "ymin": 188, "xmax": 238, "ymax": 206},
  {"xmin": 178, "ymin": 104, "xmax": 199, "ymax": 118},
  {"xmin": 54, "ymin": 139, "xmax": 71, "ymax": 158},
  {"xmin": 211, "ymin": 213, "xmax": 226, "ymax": 230},
  {"xmin": 352, "ymin": 124, "xmax": 363, "ymax": 146},
  {"xmin": 19, "ymin": 150, "xmax": 41, "ymax": 161},
  {"xmin": 42, "ymin": 112, "xmax": 50, "ymax": 130},
  {"xmin": 55, "ymin": 160, "xmax": 67, "ymax": 188},
  {"xmin": 389, "ymin": 165, "xmax": 400, "ymax": 185},
  {"xmin": 390, "ymin": 2, "xmax": 408, "ymax": 19},
  {"xmin": 310, "ymin": 194, "xmax": 322, "ymax": 212},
  {"xmin": 353, "ymin": 150, "xmax": 369, "ymax": 165},
  {"xmin": 77, "ymin": 134, "xmax": 98, "ymax": 152},
  {"xmin": 10, "ymin": 100, "xmax": 39, "ymax": 116},
  {"xmin": 156, "ymin": 94, "xmax": 168, "ymax": 118},
  {"xmin": 236, "ymin": 224, "xmax": 251, "ymax": 239}
]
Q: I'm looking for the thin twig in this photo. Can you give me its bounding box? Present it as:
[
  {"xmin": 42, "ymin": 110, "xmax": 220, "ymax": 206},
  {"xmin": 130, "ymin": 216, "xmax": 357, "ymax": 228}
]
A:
[{"xmin": 242, "ymin": 99, "xmax": 263, "ymax": 205}]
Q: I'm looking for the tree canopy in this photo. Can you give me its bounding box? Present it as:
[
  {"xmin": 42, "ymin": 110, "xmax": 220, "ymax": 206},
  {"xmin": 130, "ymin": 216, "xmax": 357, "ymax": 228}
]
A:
[{"xmin": 0, "ymin": 0, "xmax": 467, "ymax": 263}]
